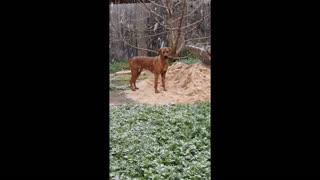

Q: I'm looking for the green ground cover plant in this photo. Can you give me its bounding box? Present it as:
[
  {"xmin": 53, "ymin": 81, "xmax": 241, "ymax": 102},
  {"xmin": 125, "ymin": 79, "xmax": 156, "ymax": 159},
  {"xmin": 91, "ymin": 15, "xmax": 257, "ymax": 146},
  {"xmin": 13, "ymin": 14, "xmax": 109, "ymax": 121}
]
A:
[{"xmin": 110, "ymin": 102, "xmax": 211, "ymax": 179}]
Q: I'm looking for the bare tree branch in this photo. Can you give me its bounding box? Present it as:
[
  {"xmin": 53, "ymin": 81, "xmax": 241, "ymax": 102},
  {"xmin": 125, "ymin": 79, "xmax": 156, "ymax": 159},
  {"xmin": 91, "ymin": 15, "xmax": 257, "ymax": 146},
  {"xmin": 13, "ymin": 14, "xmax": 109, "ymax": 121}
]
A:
[
  {"xmin": 134, "ymin": 0, "xmax": 173, "ymax": 31},
  {"xmin": 129, "ymin": 15, "xmax": 151, "ymax": 22},
  {"xmin": 138, "ymin": 0, "xmax": 166, "ymax": 23},
  {"xmin": 173, "ymin": 2, "xmax": 203, "ymax": 23},
  {"xmin": 183, "ymin": 13, "xmax": 211, "ymax": 34},
  {"xmin": 165, "ymin": 0, "xmax": 173, "ymax": 15},
  {"xmin": 164, "ymin": 0, "xmax": 175, "ymax": 49},
  {"xmin": 109, "ymin": 34, "xmax": 119, "ymax": 39},
  {"xmin": 176, "ymin": 38, "xmax": 185, "ymax": 54},
  {"xmin": 110, "ymin": 21, "xmax": 121, "ymax": 37},
  {"xmin": 110, "ymin": 20, "xmax": 158, "ymax": 54},
  {"xmin": 173, "ymin": 1, "xmax": 182, "ymax": 9},
  {"xmin": 123, "ymin": 39, "xmax": 158, "ymax": 54},
  {"xmin": 118, "ymin": 7, "xmax": 152, "ymax": 29},
  {"xmin": 164, "ymin": 13, "xmax": 210, "ymax": 31},
  {"xmin": 173, "ymin": 0, "xmax": 187, "ymax": 55},
  {"xmin": 149, "ymin": 0, "xmax": 166, "ymax": 8},
  {"xmin": 186, "ymin": 36, "xmax": 211, "ymax": 42},
  {"xmin": 150, "ymin": 10, "xmax": 166, "ymax": 22},
  {"xmin": 111, "ymin": 31, "xmax": 169, "ymax": 42},
  {"xmin": 182, "ymin": 13, "xmax": 210, "ymax": 30},
  {"xmin": 191, "ymin": 42, "xmax": 210, "ymax": 45}
]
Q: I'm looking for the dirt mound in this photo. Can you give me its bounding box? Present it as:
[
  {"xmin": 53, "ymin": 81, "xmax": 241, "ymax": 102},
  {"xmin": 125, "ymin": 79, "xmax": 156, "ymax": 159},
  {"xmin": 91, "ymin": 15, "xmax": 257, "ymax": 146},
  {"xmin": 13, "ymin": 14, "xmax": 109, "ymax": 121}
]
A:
[{"xmin": 124, "ymin": 62, "xmax": 211, "ymax": 105}]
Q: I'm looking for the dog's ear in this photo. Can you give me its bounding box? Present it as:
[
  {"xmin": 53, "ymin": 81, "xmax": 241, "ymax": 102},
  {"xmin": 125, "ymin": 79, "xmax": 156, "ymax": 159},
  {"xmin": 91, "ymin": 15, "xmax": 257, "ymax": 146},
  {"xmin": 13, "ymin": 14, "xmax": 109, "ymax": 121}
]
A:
[
  {"xmin": 158, "ymin": 48, "xmax": 162, "ymax": 54},
  {"xmin": 168, "ymin": 48, "xmax": 171, "ymax": 52}
]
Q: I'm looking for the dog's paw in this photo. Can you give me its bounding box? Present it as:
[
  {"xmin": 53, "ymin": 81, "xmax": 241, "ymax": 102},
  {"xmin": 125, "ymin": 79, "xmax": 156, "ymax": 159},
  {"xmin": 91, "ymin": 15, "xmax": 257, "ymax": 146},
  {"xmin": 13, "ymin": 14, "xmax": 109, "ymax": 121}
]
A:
[
  {"xmin": 163, "ymin": 88, "xmax": 167, "ymax": 91},
  {"xmin": 135, "ymin": 87, "xmax": 139, "ymax": 90},
  {"xmin": 155, "ymin": 90, "xmax": 160, "ymax": 93}
]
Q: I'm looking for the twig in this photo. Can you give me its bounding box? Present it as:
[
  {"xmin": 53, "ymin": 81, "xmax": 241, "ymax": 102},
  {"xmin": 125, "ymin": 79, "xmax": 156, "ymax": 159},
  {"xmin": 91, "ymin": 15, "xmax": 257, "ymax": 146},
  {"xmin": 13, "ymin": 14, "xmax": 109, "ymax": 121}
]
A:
[
  {"xmin": 172, "ymin": 2, "xmax": 203, "ymax": 23},
  {"xmin": 111, "ymin": 31, "xmax": 168, "ymax": 42},
  {"xmin": 149, "ymin": 0, "xmax": 166, "ymax": 8},
  {"xmin": 138, "ymin": 0, "xmax": 166, "ymax": 27},
  {"xmin": 123, "ymin": 39, "xmax": 158, "ymax": 54},
  {"xmin": 183, "ymin": 13, "xmax": 210, "ymax": 35},
  {"xmin": 164, "ymin": 13, "xmax": 210, "ymax": 31},
  {"xmin": 186, "ymin": 36, "xmax": 211, "ymax": 42},
  {"xmin": 111, "ymin": 20, "xmax": 158, "ymax": 54},
  {"xmin": 173, "ymin": 1, "xmax": 182, "ymax": 9},
  {"xmin": 128, "ymin": 15, "xmax": 151, "ymax": 22},
  {"xmin": 182, "ymin": 13, "xmax": 210, "ymax": 30}
]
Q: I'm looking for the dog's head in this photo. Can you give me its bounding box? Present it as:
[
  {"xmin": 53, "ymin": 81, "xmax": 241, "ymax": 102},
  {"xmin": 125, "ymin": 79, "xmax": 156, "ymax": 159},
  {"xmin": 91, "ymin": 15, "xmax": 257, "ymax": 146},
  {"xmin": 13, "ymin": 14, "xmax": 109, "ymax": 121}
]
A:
[{"xmin": 159, "ymin": 47, "xmax": 171, "ymax": 59}]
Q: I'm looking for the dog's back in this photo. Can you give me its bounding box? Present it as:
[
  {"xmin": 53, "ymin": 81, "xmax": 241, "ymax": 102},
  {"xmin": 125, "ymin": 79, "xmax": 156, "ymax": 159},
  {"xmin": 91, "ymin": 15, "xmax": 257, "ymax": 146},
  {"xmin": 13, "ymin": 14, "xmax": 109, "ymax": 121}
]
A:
[{"xmin": 129, "ymin": 56, "xmax": 157, "ymax": 72}]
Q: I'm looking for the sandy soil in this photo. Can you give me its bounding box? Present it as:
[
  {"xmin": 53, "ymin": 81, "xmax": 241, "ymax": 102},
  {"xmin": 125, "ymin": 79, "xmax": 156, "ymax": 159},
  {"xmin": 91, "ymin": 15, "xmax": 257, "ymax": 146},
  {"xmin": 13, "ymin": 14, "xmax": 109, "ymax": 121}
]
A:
[{"xmin": 122, "ymin": 62, "xmax": 211, "ymax": 105}]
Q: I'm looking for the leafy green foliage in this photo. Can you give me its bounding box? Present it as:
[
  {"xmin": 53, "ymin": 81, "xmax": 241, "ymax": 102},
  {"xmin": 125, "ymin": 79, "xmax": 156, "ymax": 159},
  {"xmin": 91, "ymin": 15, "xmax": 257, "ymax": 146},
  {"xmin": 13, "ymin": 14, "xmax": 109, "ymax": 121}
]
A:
[
  {"xmin": 179, "ymin": 57, "xmax": 200, "ymax": 65},
  {"xmin": 178, "ymin": 49, "xmax": 190, "ymax": 57},
  {"xmin": 178, "ymin": 49, "xmax": 197, "ymax": 59},
  {"xmin": 169, "ymin": 57, "xmax": 200, "ymax": 66},
  {"xmin": 110, "ymin": 102, "xmax": 211, "ymax": 179}
]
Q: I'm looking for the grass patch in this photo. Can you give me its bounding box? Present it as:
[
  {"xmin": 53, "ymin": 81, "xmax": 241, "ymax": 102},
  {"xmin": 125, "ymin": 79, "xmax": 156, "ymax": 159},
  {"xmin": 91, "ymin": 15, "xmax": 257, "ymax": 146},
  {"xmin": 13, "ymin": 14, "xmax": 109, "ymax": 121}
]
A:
[
  {"xmin": 110, "ymin": 59, "xmax": 129, "ymax": 74},
  {"xmin": 110, "ymin": 74, "xmax": 148, "ymax": 92},
  {"xmin": 109, "ymin": 74, "xmax": 130, "ymax": 91},
  {"xmin": 110, "ymin": 102, "xmax": 211, "ymax": 179}
]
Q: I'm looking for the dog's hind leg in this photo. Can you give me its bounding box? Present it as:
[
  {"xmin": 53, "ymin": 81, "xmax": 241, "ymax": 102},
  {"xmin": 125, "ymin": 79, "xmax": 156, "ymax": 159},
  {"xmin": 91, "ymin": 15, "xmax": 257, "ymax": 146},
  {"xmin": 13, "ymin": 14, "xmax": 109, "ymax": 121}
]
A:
[
  {"xmin": 130, "ymin": 68, "xmax": 138, "ymax": 91},
  {"xmin": 154, "ymin": 73, "xmax": 160, "ymax": 93},
  {"xmin": 130, "ymin": 67, "xmax": 142, "ymax": 91},
  {"xmin": 161, "ymin": 71, "xmax": 167, "ymax": 91},
  {"xmin": 134, "ymin": 68, "xmax": 143, "ymax": 90}
]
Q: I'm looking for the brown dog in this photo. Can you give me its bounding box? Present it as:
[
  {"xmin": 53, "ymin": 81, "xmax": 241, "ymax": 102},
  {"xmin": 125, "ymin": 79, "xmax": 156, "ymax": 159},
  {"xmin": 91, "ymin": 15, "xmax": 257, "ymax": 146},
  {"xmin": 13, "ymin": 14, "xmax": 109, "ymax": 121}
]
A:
[{"xmin": 129, "ymin": 47, "xmax": 171, "ymax": 93}]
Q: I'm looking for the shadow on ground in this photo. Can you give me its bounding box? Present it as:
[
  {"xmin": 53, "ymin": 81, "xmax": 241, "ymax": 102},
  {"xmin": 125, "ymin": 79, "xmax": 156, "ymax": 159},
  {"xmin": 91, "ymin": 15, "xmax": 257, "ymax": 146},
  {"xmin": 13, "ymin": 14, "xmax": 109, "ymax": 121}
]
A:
[{"xmin": 110, "ymin": 91, "xmax": 136, "ymax": 106}]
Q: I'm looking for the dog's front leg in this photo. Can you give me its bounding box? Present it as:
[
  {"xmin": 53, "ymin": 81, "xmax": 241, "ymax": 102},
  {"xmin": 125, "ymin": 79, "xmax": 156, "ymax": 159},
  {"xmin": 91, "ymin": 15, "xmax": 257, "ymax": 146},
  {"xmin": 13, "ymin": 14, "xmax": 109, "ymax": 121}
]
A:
[
  {"xmin": 154, "ymin": 73, "xmax": 160, "ymax": 93},
  {"xmin": 161, "ymin": 71, "xmax": 167, "ymax": 91}
]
